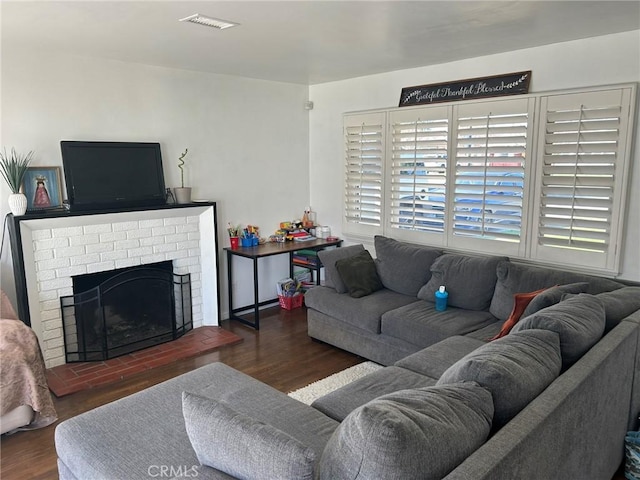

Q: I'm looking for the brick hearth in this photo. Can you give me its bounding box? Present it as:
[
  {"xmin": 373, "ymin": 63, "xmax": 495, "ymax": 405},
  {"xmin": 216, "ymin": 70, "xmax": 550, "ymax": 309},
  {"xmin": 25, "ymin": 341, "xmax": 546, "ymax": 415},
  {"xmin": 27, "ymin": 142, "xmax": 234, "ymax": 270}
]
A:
[{"xmin": 46, "ymin": 326, "xmax": 241, "ymax": 397}]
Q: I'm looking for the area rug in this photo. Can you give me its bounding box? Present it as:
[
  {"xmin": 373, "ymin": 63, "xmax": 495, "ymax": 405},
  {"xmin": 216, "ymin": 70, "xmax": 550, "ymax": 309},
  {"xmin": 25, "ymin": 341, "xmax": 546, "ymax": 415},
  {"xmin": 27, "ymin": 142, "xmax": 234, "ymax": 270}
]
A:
[
  {"xmin": 288, "ymin": 361, "xmax": 383, "ymax": 405},
  {"xmin": 46, "ymin": 326, "xmax": 243, "ymax": 397}
]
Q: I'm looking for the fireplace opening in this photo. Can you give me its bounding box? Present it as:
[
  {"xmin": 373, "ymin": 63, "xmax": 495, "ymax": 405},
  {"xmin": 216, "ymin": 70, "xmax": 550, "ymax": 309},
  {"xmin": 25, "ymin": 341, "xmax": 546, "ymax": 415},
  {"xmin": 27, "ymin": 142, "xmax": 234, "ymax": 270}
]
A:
[{"xmin": 60, "ymin": 261, "xmax": 192, "ymax": 362}]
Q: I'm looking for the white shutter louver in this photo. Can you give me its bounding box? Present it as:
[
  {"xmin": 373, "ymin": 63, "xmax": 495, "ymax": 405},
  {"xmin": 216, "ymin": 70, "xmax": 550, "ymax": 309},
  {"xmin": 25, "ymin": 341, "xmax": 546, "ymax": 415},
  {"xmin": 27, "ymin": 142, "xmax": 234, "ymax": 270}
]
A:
[
  {"xmin": 343, "ymin": 113, "xmax": 385, "ymax": 236},
  {"xmin": 533, "ymin": 88, "xmax": 634, "ymax": 272},
  {"xmin": 389, "ymin": 107, "xmax": 448, "ymax": 237}
]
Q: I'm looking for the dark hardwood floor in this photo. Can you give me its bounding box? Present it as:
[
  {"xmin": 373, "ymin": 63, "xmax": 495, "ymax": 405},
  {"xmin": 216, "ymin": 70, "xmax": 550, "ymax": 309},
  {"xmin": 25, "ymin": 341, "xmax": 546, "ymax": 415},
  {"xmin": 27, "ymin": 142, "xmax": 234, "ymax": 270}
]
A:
[
  {"xmin": 1, "ymin": 306, "xmax": 628, "ymax": 480},
  {"xmin": 0, "ymin": 306, "xmax": 362, "ymax": 480}
]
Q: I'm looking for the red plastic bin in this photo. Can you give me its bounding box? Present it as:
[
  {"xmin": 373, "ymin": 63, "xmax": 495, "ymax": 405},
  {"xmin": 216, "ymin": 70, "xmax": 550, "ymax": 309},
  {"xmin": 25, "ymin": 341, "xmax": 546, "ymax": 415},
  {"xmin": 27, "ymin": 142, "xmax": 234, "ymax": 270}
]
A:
[{"xmin": 279, "ymin": 294, "xmax": 304, "ymax": 310}]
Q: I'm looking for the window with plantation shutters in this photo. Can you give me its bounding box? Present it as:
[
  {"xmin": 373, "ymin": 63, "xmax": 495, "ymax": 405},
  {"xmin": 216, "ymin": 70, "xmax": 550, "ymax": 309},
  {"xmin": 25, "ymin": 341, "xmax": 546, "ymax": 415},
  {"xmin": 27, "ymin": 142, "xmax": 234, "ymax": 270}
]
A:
[
  {"xmin": 343, "ymin": 112, "xmax": 385, "ymax": 237},
  {"xmin": 388, "ymin": 107, "xmax": 449, "ymax": 243},
  {"xmin": 531, "ymin": 87, "xmax": 635, "ymax": 272},
  {"xmin": 342, "ymin": 83, "xmax": 635, "ymax": 275},
  {"xmin": 449, "ymin": 98, "xmax": 534, "ymax": 256}
]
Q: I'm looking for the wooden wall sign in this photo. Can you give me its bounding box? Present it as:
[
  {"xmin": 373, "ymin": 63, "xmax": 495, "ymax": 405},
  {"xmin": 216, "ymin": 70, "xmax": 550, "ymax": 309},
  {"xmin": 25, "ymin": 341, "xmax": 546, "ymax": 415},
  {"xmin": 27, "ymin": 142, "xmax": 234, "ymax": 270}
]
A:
[{"xmin": 399, "ymin": 70, "xmax": 532, "ymax": 107}]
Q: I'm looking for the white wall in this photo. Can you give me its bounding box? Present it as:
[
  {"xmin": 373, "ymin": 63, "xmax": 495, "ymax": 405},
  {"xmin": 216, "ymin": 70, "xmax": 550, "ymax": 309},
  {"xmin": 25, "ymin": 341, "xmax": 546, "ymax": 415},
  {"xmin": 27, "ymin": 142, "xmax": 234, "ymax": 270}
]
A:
[
  {"xmin": 0, "ymin": 48, "xmax": 310, "ymax": 313},
  {"xmin": 309, "ymin": 30, "xmax": 640, "ymax": 281},
  {"xmin": 3, "ymin": 29, "xmax": 639, "ymax": 320}
]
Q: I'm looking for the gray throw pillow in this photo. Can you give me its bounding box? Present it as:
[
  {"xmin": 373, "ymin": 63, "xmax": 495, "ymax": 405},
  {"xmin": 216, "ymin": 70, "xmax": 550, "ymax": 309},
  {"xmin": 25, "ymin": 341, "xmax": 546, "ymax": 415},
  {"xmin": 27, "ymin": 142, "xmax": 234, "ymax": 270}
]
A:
[
  {"xmin": 335, "ymin": 250, "xmax": 384, "ymax": 298},
  {"xmin": 521, "ymin": 282, "xmax": 589, "ymax": 318},
  {"xmin": 437, "ymin": 329, "xmax": 562, "ymax": 429},
  {"xmin": 419, "ymin": 254, "xmax": 507, "ymax": 311},
  {"xmin": 182, "ymin": 392, "xmax": 316, "ymax": 480},
  {"xmin": 374, "ymin": 235, "xmax": 443, "ymax": 296},
  {"xmin": 319, "ymin": 382, "xmax": 493, "ymax": 480},
  {"xmin": 595, "ymin": 287, "xmax": 640, "ymax": 333},
  {"xmin": 317, "ymin": 245, "xmax": 365, "ymax": 293},
  {"xmin": 511, "ymin": 293, "xmax": 605, "ymax": 369}
]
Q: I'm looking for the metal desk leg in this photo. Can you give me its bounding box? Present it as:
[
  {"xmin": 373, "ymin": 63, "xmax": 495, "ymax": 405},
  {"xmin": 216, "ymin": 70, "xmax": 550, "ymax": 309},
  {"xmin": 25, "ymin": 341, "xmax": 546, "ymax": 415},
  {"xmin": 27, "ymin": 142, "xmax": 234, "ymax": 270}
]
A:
[
  {"xmin": 253, "ymin": 257, "xmax": 260, "ymax": 329},
  {"xmin": 289, "ymin": 251, "xmax": 295, "ymax": 279},
  {"xmin": 228, "ymin": 253, "xmax": 263, "ymax": 330},
  {"xmin": 227, "ymin": 250, "xmax": 233, "ymax": 322}
]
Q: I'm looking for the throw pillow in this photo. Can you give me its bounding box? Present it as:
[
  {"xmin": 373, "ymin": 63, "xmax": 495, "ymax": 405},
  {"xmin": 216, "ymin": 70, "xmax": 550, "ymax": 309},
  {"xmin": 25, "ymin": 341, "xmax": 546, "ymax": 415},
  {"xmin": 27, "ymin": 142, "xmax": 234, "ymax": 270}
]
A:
[
  {"xmin": 317, "ymin": 245, "xmax": 365, "ymax": 294},
  {"xmin": 521, "ymin": 282, "xmax": 589, "ymax": 318},
  {"xmin": 335, "ymin": 250, "xmax": 383, "ymax": 298},
  {"xmin": 418, "ymin": 254, "xmax": 507, "ymax": 311},
  {"xmin": 373, "ymin": 235, "xmax": 443, "ymax": 296},
  {"xmin": 318, "ymin": 382, "xmax": 493, "ymax": 480},
  {"xmin": 437, "ymin": 329, "xmax": 562, "ymax": 429},
  {"xmin": 489, "ymin": 287, "xmax": 549, "ymax": 340},
  {"xmin": 595, "ymin": 287, "xmax": 640, "ymax": 333},
  {"xmin": 182, "ymin": 392, "xmax": 316, "ymax": 480},
  {"xmin": 511, "ymin": 293, "xmax": 605, "ymax": 369}
]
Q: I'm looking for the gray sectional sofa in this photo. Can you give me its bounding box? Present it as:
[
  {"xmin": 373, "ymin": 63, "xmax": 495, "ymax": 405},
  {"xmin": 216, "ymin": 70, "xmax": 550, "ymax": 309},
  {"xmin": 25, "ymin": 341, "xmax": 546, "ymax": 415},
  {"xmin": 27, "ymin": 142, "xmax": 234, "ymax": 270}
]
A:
[
  {"xmin": 306, "ymin": 235, "xmax": 632, "ymax": 366},
  {"xmin": 55, "ymin": 235, "xmax": 640, "ymax": 479}
]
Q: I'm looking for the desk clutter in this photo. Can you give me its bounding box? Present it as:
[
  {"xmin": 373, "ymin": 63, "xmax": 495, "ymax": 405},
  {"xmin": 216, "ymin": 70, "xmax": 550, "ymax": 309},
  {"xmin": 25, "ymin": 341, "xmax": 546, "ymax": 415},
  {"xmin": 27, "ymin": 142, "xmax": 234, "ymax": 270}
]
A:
[
  {"xmin": 227, "ymin": 224, "xmax": 262, "ymax": 248},
  {"xmin": 292, "ymin": 249, "xmax": 319, "ymax": 267},
  {"xmin": 228, "ymin": 207, "xmax": 338, "ymax": 249},
  {"xmin": 276, "ymin": 277, "xmax": 304, "ymax": 310},
  {"xmin": 291, "ymin": 250, "xmax": 321, "ymax": 293},
  {"xmin": 272, "ymin": 206, "xmax": 335, "ymax": 243}
]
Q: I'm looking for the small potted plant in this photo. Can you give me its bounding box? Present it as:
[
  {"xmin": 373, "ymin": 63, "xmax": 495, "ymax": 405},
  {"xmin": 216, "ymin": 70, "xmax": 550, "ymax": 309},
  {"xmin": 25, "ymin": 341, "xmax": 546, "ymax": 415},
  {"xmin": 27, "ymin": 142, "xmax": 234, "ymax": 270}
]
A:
[
  {"xmin": 0, "ymin": 148, "xmax": 33, "ymax": 216},
  {"xmin": 173, "ymin": 148, "xmax": 191, "ymax": 204}
]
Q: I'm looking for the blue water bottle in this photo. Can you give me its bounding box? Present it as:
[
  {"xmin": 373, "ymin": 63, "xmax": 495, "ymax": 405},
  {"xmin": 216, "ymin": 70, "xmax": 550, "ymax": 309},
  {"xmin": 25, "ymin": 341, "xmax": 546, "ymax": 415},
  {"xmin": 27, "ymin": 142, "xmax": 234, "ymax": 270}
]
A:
[{"xmin": 435, "ymin": 285, "xmax": 448, "ymax": 311}]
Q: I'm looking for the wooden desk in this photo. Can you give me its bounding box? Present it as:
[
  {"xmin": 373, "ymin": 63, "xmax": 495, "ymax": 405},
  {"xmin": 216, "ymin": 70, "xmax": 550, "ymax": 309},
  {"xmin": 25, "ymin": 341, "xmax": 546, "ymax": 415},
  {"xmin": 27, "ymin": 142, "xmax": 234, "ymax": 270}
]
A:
[{"xmin": 224, "ymin": 238, "xmax": 342, "ymax": 329}]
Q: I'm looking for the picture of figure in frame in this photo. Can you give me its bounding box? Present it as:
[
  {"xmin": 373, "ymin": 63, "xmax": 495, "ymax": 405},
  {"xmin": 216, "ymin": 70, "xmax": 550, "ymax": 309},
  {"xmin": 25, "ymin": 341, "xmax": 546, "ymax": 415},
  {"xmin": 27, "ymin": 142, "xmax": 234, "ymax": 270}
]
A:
[{"xmin": 22, "ymin": 167, "xmax": 63, "ymax": 211}]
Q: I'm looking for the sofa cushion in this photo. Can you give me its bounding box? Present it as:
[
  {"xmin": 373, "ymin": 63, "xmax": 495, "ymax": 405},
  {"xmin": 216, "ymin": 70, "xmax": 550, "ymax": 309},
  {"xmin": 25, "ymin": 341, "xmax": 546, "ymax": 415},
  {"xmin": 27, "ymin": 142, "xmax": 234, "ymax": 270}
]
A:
[
  {"xmin": 437, "ymin": 329, "xmax": 562, "ymax": 429},
  {"xmin": 489, "ymin": 261, "xmax": 623, "ymax": 321},
  {"xmin": 183, "ymin": 392, "xmax": 316, "ymax": 480},
  {"xmin": 335, "ymin": 250, "xmax": 383, "ymax": 298},
  {"xmin": 312, "ymin": 366, "xmax": 436, "ymax": 422},
  {"xmin": 595, "ymin": 286, "xmax": 640, "ymax": 333},
  {"xmin": 395, "ymin": 335, "xmax": 486, "ymax": 378},
  {"xmin": 512, "ymin": 293, "xmax": 606, "ymax": 369},
  {"xmin": 317, "ymin": 245, "xmax": 365, "ymax": 293},
  {"xmin": 318, "ymin": 382, "xmax": 493, "ymax": 480},
  {"xmin": 374, "ymin": 235, "xmax": 443, "ymax": 296},
  {"xmin": 521, "ymin": 282, "xmax": 589, "ymax": 318},
  {"xmin": 305, "ymin": 286, "xmax": 416, "ymax": 334},
  {"xmin": 418, "ymin": 254, "xmax": 507, "ymax": 311},
  {"xmin": 463, "ymin": 321, "xmax": 503, "ymax": 341},
  {"xmin": 489, "ymin": 287, "xmax": 549, "ymax": 340},
  {"xmin": 382, "ymin": 300, "xmax": 498, "ymax": 347}
]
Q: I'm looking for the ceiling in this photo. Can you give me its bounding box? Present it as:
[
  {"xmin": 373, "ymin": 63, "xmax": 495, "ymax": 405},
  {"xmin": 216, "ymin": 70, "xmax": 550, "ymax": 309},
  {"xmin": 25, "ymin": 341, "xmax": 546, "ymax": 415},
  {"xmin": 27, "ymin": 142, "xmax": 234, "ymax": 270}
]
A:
[{"xmin": 2, "ymin": 1, "xmax": 639, "ymax": 85}]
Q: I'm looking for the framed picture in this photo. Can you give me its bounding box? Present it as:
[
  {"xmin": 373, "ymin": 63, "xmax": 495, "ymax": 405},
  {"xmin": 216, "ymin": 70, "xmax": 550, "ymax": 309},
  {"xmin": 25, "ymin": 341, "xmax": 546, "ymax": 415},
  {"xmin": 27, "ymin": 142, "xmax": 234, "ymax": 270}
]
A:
[{"xmin": 22, "ymin": 166, "xmax": 64, "ymax": 211}]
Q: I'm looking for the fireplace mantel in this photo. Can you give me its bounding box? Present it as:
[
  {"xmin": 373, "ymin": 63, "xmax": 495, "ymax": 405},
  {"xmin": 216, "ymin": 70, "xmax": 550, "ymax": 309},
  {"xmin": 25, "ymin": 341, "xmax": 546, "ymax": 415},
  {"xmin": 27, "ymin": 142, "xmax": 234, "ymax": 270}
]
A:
[{"xmin": 8, "ymin": 203, "xmax": 220, "ymax": 367}]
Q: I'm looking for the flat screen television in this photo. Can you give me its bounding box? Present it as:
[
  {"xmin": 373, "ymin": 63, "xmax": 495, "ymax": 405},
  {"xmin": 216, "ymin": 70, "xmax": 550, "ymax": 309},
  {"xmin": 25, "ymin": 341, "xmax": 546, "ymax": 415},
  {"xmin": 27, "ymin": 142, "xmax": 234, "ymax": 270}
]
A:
[{"xmin": 61, "ymin": 141, "xmax": 167, "ymax": 211}]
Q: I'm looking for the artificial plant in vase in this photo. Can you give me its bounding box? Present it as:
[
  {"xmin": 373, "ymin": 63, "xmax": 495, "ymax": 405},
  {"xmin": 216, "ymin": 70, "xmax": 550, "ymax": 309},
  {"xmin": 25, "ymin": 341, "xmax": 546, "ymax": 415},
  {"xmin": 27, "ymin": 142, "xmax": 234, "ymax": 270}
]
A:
[
  {"xmin": 0, "ymin": 148, "xmax": 34, "ymax": 216},
  {"xmin": 174, "ymin": 148, "xmax": 191, "ymax": 204}
]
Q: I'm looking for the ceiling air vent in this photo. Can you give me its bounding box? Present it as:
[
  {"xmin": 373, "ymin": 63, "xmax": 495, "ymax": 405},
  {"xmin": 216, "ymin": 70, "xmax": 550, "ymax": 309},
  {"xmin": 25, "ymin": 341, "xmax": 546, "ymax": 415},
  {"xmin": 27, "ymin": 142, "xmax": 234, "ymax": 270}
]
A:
[{"xmin": 179, "ymin": 14, "xmax": 239, "ymax": 30}]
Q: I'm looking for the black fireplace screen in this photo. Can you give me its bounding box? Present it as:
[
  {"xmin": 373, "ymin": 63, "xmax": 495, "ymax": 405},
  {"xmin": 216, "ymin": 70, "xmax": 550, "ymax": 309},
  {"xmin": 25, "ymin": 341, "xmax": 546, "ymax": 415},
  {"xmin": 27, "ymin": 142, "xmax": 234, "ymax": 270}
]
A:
[{"xmin": 60, "ymin": 262, "xmax": 192, "ymax": 362}]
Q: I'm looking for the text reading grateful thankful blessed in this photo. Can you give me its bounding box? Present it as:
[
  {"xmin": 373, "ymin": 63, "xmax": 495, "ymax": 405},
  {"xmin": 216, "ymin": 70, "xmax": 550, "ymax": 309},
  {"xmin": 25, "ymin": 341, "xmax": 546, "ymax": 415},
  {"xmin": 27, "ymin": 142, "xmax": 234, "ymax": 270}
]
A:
[{"xmin": 399, "ymin": 71, "xmax": 531, "ymax": 107}]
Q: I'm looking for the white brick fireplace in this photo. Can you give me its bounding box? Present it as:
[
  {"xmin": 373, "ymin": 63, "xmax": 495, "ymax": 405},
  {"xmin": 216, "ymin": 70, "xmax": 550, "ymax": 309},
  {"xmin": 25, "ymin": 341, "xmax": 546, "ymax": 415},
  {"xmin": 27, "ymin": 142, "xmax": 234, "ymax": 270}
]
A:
[{"xmin": 14, "ymin": 205, "xmax": 219, "ymax": 368}]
